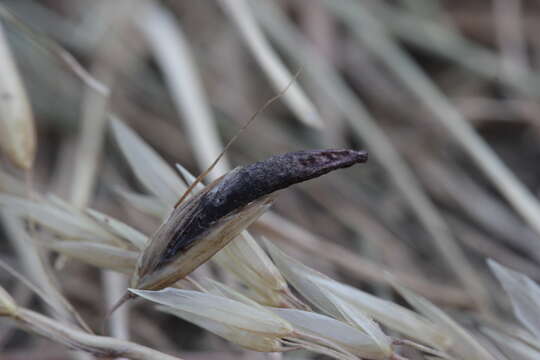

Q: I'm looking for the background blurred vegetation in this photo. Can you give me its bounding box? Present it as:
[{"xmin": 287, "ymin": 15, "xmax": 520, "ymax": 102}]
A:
[{"xmin": 1, "ymin": 0, "xmax": 540, "ymax": 359}]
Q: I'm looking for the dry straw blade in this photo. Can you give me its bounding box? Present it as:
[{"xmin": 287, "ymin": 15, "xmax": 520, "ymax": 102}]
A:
[
  {"xmin": 265, "ymin": 239, "xmax": 451, "ymax": 349},
  {"xmin": 482, "ymin": 327, "xmax": 540, "ymax": 360},
  {"xmin": 0, "ymin": 194, "xmax": 147, "ymax": 273},
  {"xmin": 0, "ymin": 168, "xmax": 25, "ymax": 196},
  {"xmin": 488, "ymin": 259, "xmax": 540, "ymax": 339},
  {"xmin": 0, "ymin": 285, "xmax": 16, "ymax": 316},
  {"xmin": 219, "ymin": 0, "xmax": 323, "ymax": 129},
  {"xmin": 114, "ymin": 188, "xmax": 166, "ymax": 218},
  {"xmin": 11, "ymin": 307, "xmax": 180, "ymax": 360},
  {"xmin": 272, "ymin": 308, "xmax": 386, "ymax": 359},
  {"xmin": 0, "ymin": 194, "xmax": 117, "ymax": 243},
  {"xmin": 45, "ymin": 241, "xmax": 138, "ymax": 273},
  {"xmin": 321, "ymin": 290, "xmax": 392, "ymax": 357},
  {"xmin": 392, "ymin": 282, "xmax": 496, "ymax": 360},
  {"xmin": 131, "ymin": 287, "xmax": 292, "ymax": 352},
  {"xmin": 0, "ymin": 20, "xmax": 36, "ymax": 169},
  {"xmin": 111, "ymin": 117, "xmax": 186, "ymax": 208},
  {"xmin": 86, "ymin": 208, "xmax": 148, "ymax": 251},
  {"xmin": 160, "ymin": 305, "xmax": 285, "ymax": 352},
  {"xmin": 137, "ymin": 2, "xmax": 231, "ymax": 175},
  {"xmin": 213, "ymin": 232, "xmax": 289, "ymax": 306}
]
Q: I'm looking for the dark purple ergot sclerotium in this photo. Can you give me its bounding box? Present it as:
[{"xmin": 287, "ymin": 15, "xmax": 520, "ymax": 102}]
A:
[{"xmin": 159, "ymin": 149, "xmax": 368, "ymax": 264}]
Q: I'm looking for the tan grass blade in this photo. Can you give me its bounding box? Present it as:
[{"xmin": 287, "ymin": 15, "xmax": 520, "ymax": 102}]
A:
[
  {"xmin": 483, "ymin": 327, "xmax": 540, "ymax": 360},
  {"xmin": 0, "ymin": 258, "xmax": 92, "ymax": 333},
  {"xmin": 1, "ymin": 212, "xmax": 92, "ymax": 331},
  {"xmin": 272, "ymin": 308, "xmax": 385, "ymax": 359},
  {"xmin": 393, "ymin": 282, "xmax": 496, "ymax": 360},
  {"xmin": 488, "ymin": 260, "xmax": 540, "ymax": 338},
  {"xmin": 131, "ymin": 287, "xmax": 292, "ymax": 336},
  {"xmin": 86, "ymin": 209, "xmax": 148, "ymax": 251},
  {"xmin": 213, "ymin": 232, "xmax": 288, "ymax": 306},
  {"xmin": 132, "ymin": 287, "xmax": 292, "ymax": 351},
  {"xmin": 0, "ymin": 285, "xmax": 16, "ymax": 316},
  {"xmin": 0, "ymin": 194, "xmax": 115, "ymax": 243},
  {"xmin": 322, "ymin": 290, "xmax": 392, "ymax": 357},
  {"xmin": 110, "ymin": 117, "xmax": 186, "ymax": 207},
  {"xmin": 219, "ymin": 0, "xmax": 323, "ymax": 129},
  {"xmin": 45, "ymin": 241, "xmax": 138, "ymax": 273},
  {"xmin": 113, "ymin": 188, "xmax": 167, "ymax": 218},
  {"xmin": 137, "ymin": 1, "xmax": 231, "ymax": 176},
  {"xmin": 13, "ymin": 307, "xmax": 181, "ymax": 360},
  {"xmin": 265, "ymin": 239, "xmax": 450, "ymax": 349},
  {"xmin": 160, "ymin": 305, "xmax": 285, "ymax": 352},
  {"xmin": 0, "ymin": 168, "xmax": 25, "ymax": 196}
]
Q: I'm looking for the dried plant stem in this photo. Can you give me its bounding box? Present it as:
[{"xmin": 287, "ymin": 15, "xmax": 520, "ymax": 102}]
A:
[
  {"xmin": 12, "ymin": 308, "xmax": 182, "ymax": 360},
  {"xmin": 103, "ymin": 271, "xmax": 130, "ymax": 341}
]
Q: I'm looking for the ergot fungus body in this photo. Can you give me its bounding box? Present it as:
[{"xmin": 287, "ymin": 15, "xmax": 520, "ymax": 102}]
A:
[{"xmin": 132, "ymin": 149, "xmax": 368, "ymax": 291}]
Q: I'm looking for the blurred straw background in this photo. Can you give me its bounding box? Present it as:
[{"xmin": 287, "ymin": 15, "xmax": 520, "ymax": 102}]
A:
[{"xmin": 1, "ymin": 0, "xmax": 540, "ymax": 359}]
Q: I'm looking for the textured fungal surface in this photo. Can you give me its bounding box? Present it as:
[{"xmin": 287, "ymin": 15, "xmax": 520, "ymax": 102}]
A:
[{"xmin": 162, "ymin": 149, "xmax": 368, "ymax": 263}]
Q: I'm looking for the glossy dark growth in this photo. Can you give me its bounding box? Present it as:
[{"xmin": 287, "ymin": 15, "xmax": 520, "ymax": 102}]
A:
[{"xmin": 159, "ymin": 149, "xmax": 368, "ymax": 264}]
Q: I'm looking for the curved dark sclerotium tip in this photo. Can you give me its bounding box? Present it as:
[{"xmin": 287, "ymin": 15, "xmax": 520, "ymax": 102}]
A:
[
  {"xmin": 160, "ymin": 149, "xmax": 368, "ymax": 263},
  {"xmin": 210, "ymin": 149, "xmax": 368, "ymax": 211}
]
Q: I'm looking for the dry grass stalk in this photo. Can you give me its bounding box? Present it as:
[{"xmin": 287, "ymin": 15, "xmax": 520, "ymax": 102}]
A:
[{"xmin": 0, "ymin": 302, "xmax": 182, "ymax": 360}]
